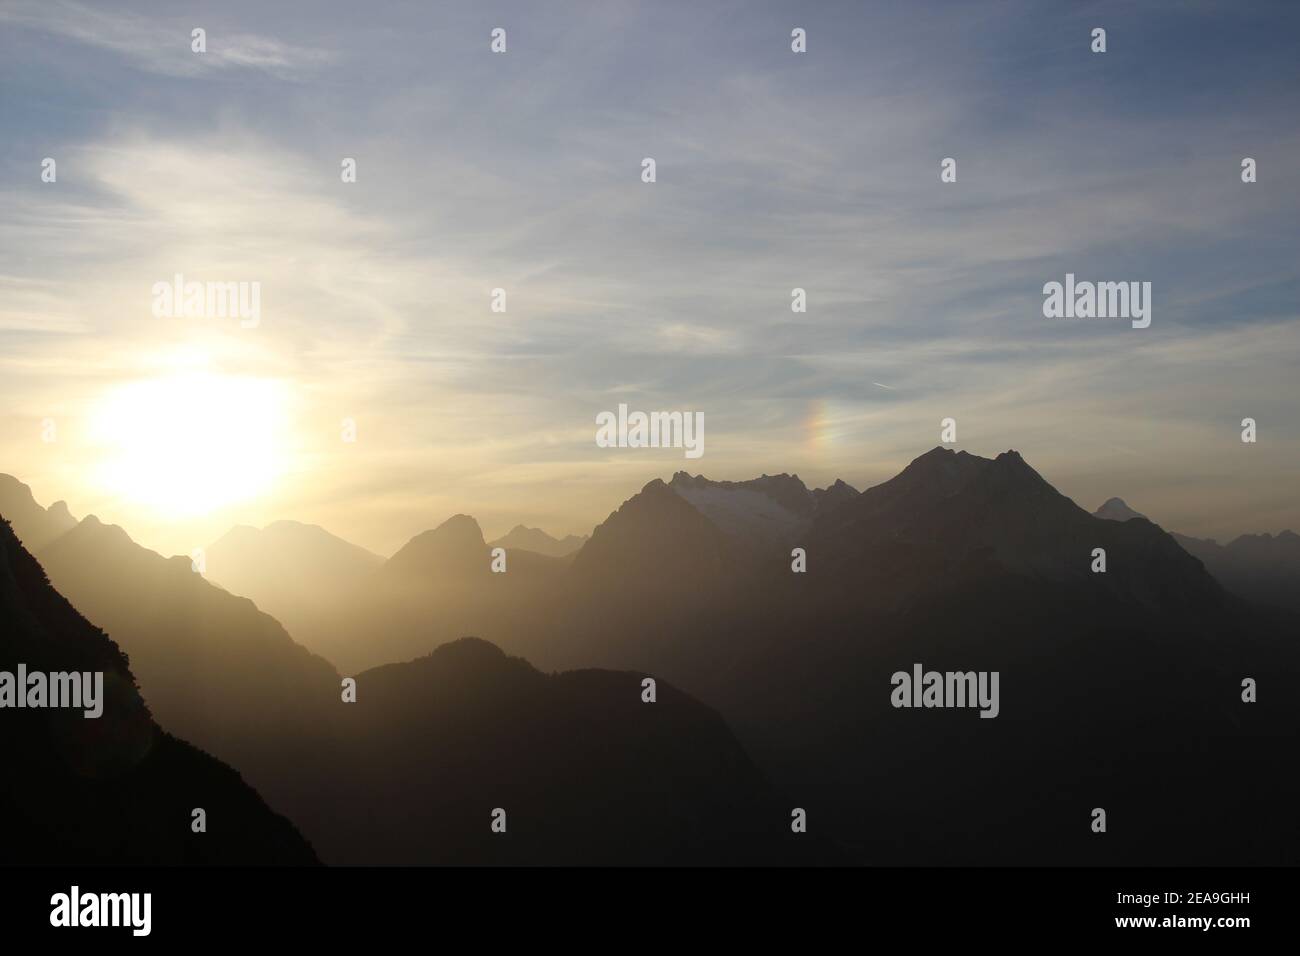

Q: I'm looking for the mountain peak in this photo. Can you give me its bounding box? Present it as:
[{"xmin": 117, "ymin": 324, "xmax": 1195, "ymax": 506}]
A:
[
  {"xmin": 1094, "ymin": 497, "xmax": 1149, "ymax": 523},
  {"xmin": 889, "ymin": 446, "xmax": 988, "ymax": 497},
  {"xmin": 0, "ymin": 475, "xmax": 77, "ymax": 551},
  {"xmin": 669, "ymin": 471, "xmax": 814, "ymax": 516},
  {"xmin": 73, "ymin": 515, "xmax": 135, "ymax": 546},
  {"xmin": 571, "ymin": 475, "xmax": 734, "ymax": 581},
  {"xmin": 988, "ymin": 449, "xmax": 1055, "ymax": 488},
  {"xmin": 889, "ymin": 447, "xmax": 1054, "ymax": 500},
  {"xmin": 264, "ymin": 519, "xmax": 314, "ymax": 532},
  {"xmin": 810, "ymin": 477, "xmax": 859, "ymax": 518},
  {"xmin": 0, "ymin": 473, "xmax": 35, "ymax": 498},
  {"xmin": 434, "ymin": 513, "xmax": 485, "ymax": 539},
  {"xmin": 384, "ymin": 514, "xmax": 488, "ymax": 579}
]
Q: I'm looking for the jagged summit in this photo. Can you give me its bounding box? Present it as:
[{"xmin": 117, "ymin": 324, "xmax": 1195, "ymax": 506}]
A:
[
  {"xmin": 487, "ymin": 524, "xmax": 588, "ymax": 558},
  {"xmin": 0, "ymin": 473, "xmax": 78, "ymax": 551},
  {"xmin": 60, "ymin": 514, "xmax": 138, "ymax": 551},
  {"xmin": 806, "ymin": 447, "xmax": 1223, "ymax": 612},
  {"xmin": 667, "ymin": 470, "xmax": 857, "ymax": 548}
]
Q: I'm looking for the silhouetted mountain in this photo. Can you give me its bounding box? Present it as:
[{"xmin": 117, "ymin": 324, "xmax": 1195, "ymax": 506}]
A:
[
  {"xmin": 1173, "ymin": 530, "xmax": 1300, "ymax": 613},
  {"xmin": 1093, "ymin": 497, "xmax": 1148, "ymax": 522},
  {"xmin": 487, "ymin": 524, "xmax": 587, "ymax": 558},
  {"xmin": 383, "ymin": 513, "xmax": 488, "ymax": 581},
  {"xmin": 13, "ymin": 448, "xmax": 1299, "ymax": 867},
  {"xmin": 515, "ymin": 448, "xmax": 1300, "ymax": 864},
  {"xmin": 571, "ymin": 478, "xmax": 740, "ymax": 586},
  {"xmin": 806, "ymin": 448, "xmax": 1225, "ymax": 613},
  {"xmin": 300, "ymin": 513, "xmax": 567, "ymax": 672},
  {"xmin": 319, "ymin": 637, "xmax": 831, "ymax": 865},
  {"xmin": 33, "ymin": 514, "xmax": 344, "ymax": 835},
  {"xmin": 9, "ymin": 481, "xmax": 826, "ymax": 864},
  {"xmin": 203, "ymin": 521, "xmax": 381, "ymax": 639},
  {"xmin": 811, "ymin": 477, "xmax": 859, "ymax": 515},
  {"xmin": 0, "ymin": 474, "xmax": 77, "ymax": 552},
  {"xmin": 0, "ymin": 518, "xmax": 317, "ymax": 865}
]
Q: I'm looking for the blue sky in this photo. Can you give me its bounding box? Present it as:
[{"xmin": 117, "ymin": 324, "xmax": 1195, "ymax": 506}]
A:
[{"xmin": 2, "ymin": 0, "xmax": 1297, "ymax": 556}]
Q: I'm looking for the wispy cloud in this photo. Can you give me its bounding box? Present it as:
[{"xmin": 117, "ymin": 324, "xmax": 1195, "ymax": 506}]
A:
[
  {"xmin": 0, "ymin": 0, "xmax": 334, "ymax": 78},
  {"xmin": 1, "ymin": 0, "xmax": 1296, "ymax": 554}
]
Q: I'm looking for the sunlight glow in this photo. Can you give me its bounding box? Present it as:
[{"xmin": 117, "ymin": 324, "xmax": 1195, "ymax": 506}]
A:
[{"xmin": 89, "ymin": 373, "xmax": 290, "ymax": 518}]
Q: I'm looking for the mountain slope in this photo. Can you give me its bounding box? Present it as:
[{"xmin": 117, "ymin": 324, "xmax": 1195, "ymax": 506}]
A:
[
  {"xmin": 34, "ymin": 514, "xmax": 344, "ymax": 835},
  {"xmin": 319, "ymin": 637, "xmax": 829, "ymax": 865},
  {"xmin": 0, "ymin": 518, "xmax": 317, "ymax": 865},
  {"xmin": 571, "ymin": 478, "xmax": 739, "ymax": 586}
]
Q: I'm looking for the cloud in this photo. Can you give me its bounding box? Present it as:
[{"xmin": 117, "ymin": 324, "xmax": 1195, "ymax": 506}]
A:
[
  {"xmin": 0, "ymin": 0, "xmax": 334, "ymax": 78},
  {"xmin": 1, "ymin": 0, "xmax": 1297, "ymax": 554}
]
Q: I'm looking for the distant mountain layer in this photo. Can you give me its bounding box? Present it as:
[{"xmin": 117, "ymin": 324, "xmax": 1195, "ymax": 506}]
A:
[
  {"xmin": 1089, "ymin": 495, "xmax": 1300, "ymax": 613},
  {"xmin": 203, "ymin": 520, "xmax": 382, "ymax": 640},
  {"xmin": 487, "ymin": 525, "xmax": 587, "ymax": 558},
  {"xmin": 1093, "ymin": 497, "xmax": 1148, "ymax": 522},
  {"xmin": 1172, "ymin": 530, "xmax": 1300, "ymax": 613},
  {"xmin": 0, "ymin": 518, "xmax": 317, "ymax": 865}
]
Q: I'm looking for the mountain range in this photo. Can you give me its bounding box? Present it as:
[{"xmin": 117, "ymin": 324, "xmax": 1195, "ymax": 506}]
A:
[
  {"xmin": 3, "ymin": 448, "xmax": 1298, "ymax": 865},
  {"xmin": 0, "ymin": 477, "xmax": 816, "ymax": 865}
]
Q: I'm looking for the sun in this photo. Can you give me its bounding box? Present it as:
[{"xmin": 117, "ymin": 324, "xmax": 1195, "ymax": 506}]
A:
[{"xmin": 89, "ymin": 372, "xmax": 291, "ymax": 518}]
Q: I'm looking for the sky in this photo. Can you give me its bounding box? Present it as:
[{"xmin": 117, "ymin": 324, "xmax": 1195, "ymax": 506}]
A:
[{"xmin": 1, "ymin": 0, "xmax": 1298, "ymax": 558}]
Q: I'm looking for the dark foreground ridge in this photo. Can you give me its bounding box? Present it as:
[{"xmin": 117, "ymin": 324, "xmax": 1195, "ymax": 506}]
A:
[{"xmin": 0, "ymin": 518, "xmax": 318, "ymax": 865}]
